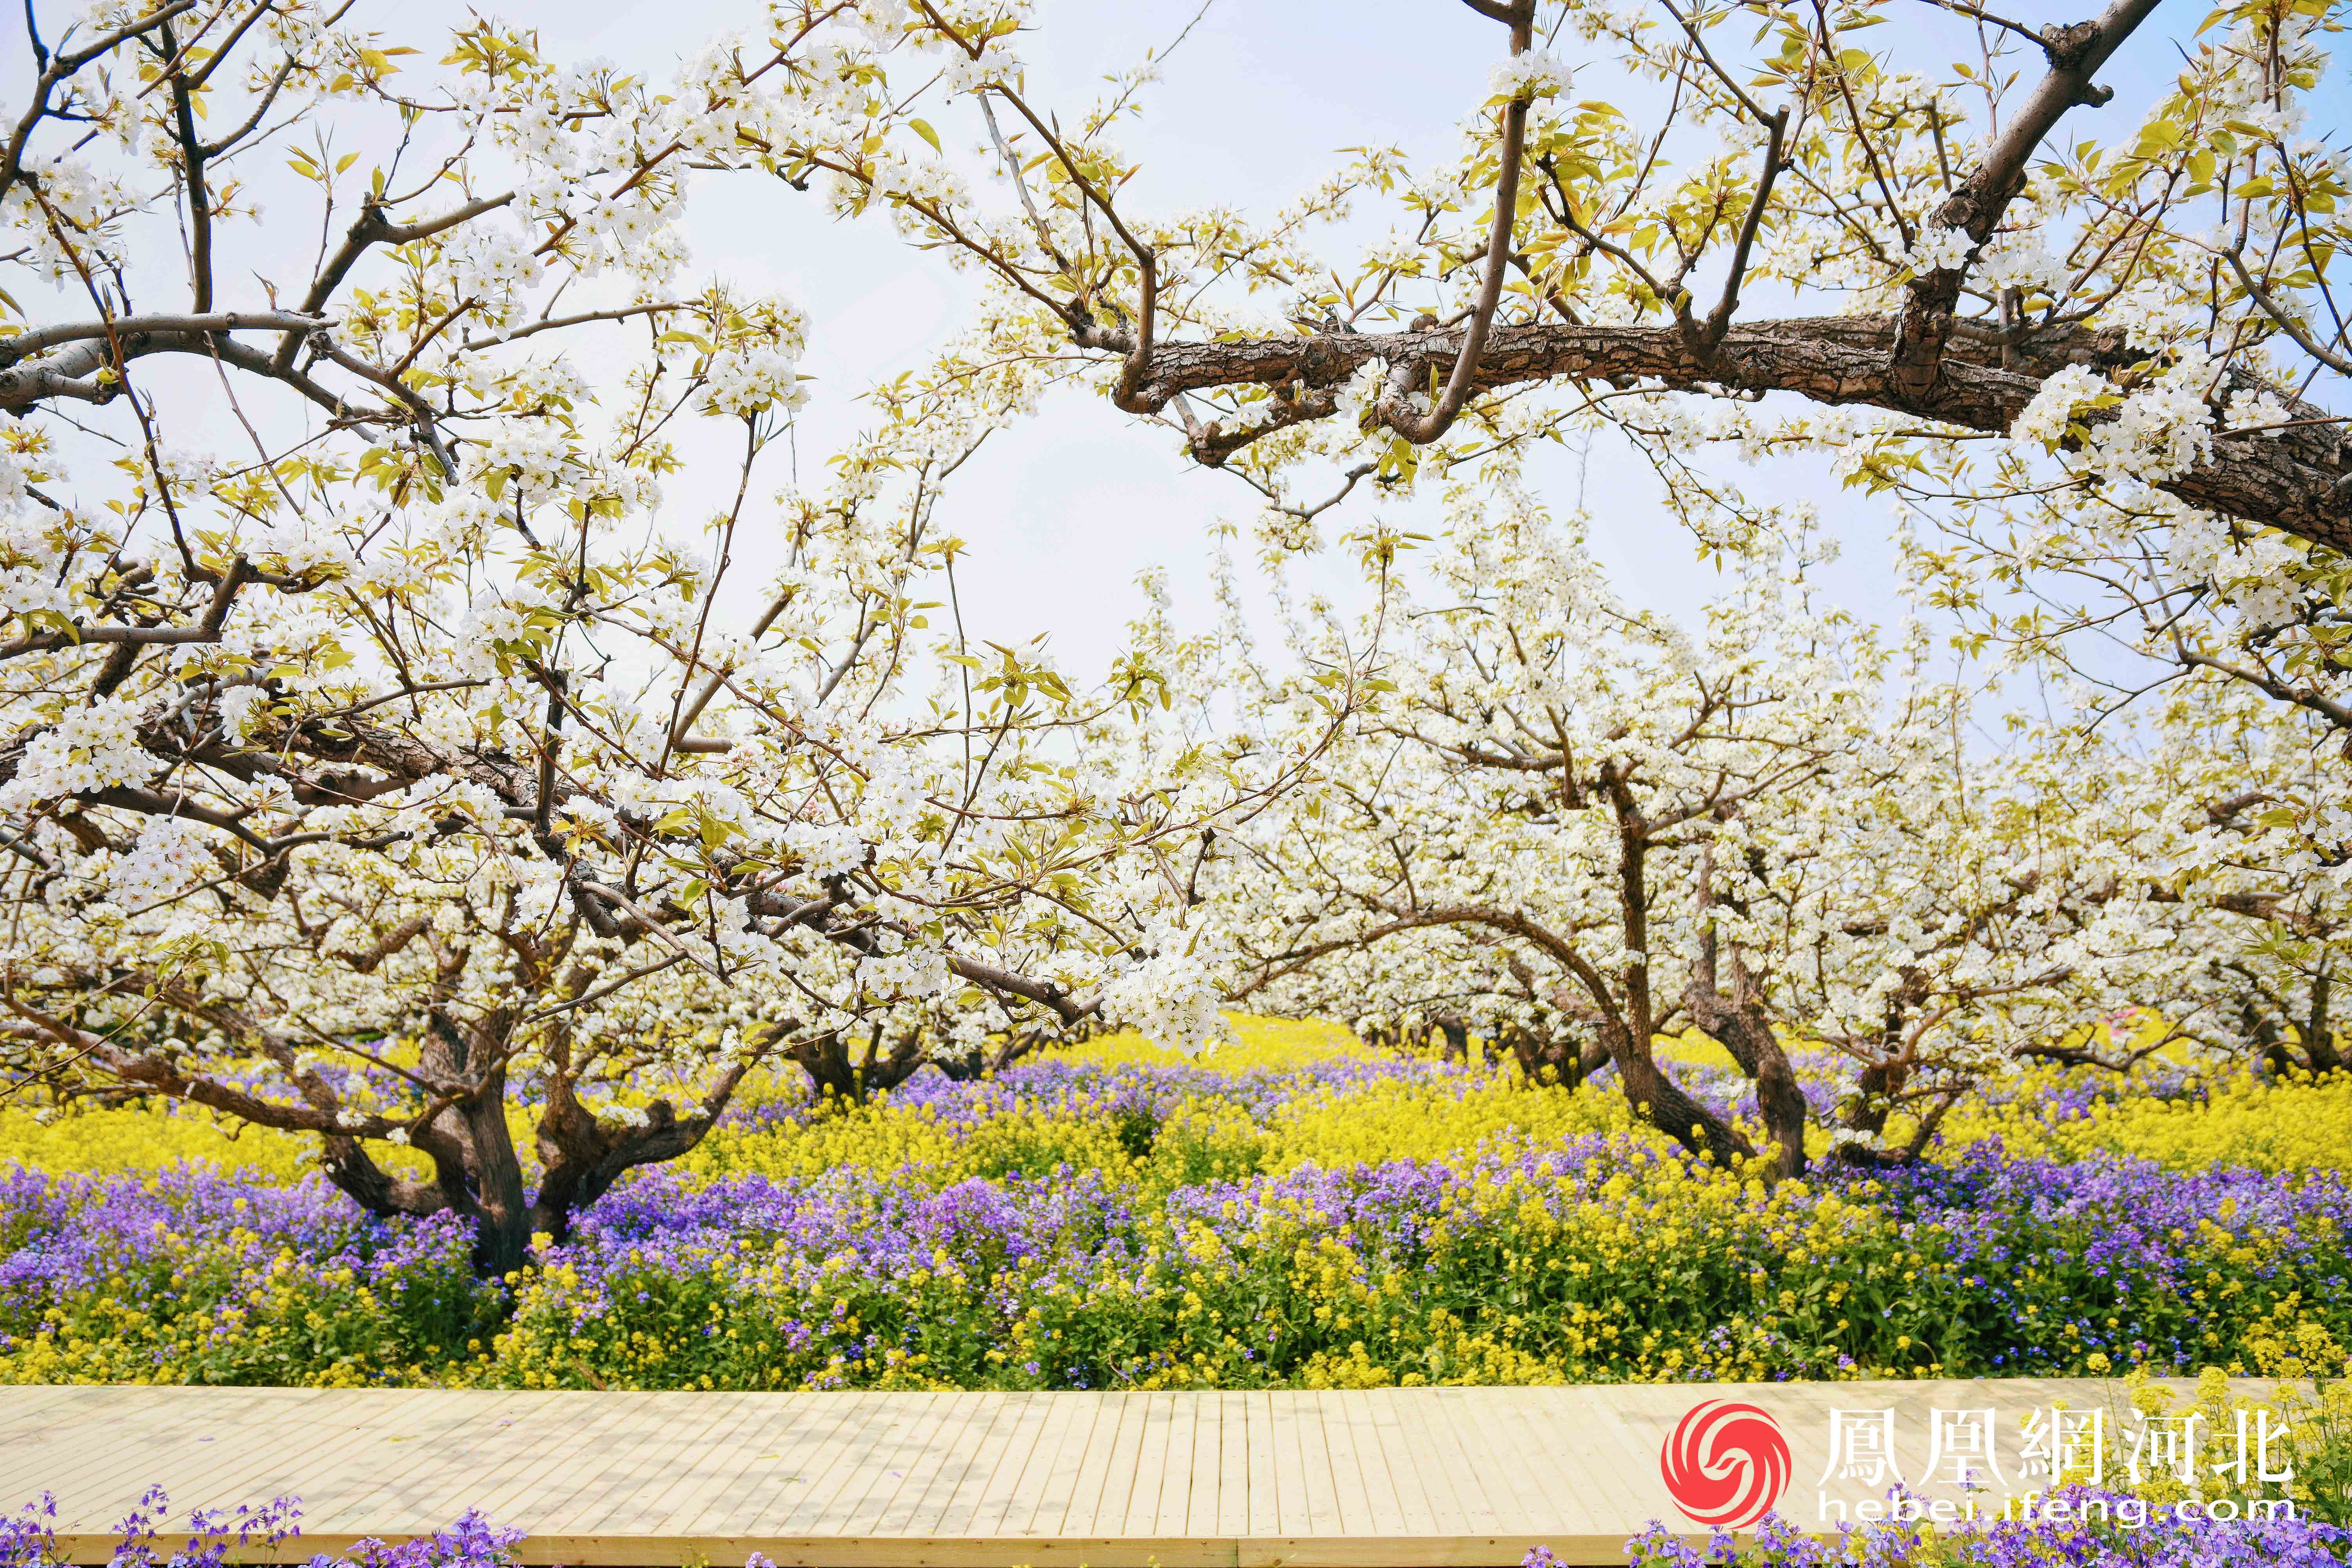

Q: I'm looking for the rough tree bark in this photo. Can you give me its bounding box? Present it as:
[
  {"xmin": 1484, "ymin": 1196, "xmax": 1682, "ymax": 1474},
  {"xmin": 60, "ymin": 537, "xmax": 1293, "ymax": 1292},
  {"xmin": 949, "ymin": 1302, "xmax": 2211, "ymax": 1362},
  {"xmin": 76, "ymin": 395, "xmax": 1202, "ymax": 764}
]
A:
[{"xmin": 1077, "ymin": 315, "xmax": 2352, "ymax": 554}]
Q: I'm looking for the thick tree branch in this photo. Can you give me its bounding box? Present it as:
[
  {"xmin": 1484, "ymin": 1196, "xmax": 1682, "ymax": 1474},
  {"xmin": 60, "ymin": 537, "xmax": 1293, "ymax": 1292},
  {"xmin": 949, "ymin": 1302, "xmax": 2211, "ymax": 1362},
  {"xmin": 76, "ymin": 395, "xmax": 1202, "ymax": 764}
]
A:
[
  {"xmin": 1380, "ymin": 1, "xmax": 1535, "ymax": 442},
  {"xmin": 1071, "ymin": 314, "xmax": 2352, "ymax": 549},
  {"xmin": 1889, "ymin": 0, "xmax": 2162, "ymax": 398}
]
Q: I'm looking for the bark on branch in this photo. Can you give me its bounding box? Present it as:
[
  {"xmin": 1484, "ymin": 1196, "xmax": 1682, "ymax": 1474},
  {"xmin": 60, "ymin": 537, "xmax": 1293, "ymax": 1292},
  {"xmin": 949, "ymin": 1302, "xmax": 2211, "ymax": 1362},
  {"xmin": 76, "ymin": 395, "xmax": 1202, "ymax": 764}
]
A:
[
  {"xmin": 1078, "ymin": 314, "xmax": 2352, "ymax": 551},
  {"xmin": 1889, "ymin": 0, "xmax": 2163, "ymax": 398}
]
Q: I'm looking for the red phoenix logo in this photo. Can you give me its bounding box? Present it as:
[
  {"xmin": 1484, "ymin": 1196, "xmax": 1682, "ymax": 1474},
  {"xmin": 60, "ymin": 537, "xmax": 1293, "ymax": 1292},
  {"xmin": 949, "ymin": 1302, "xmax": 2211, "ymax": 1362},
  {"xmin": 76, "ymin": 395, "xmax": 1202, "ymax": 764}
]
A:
[{"xmin": 1659, "ymin": 1400, "xmax": 1792, "ymax": 1530}]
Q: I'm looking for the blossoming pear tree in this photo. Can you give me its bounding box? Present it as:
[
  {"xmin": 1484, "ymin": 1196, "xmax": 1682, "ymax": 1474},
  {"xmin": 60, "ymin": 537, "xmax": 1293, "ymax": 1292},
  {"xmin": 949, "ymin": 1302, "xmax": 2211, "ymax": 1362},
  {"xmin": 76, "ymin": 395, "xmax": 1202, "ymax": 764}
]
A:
[
  {"xmin": 1216, "ymin": 478, "xmax": 1884, "ymax": 1174},
  {"xmin": 2095, "ymin": 673, "xmax": 2352, "ymax": 1078},
  {"xmin": 0, "ymin": 0, "xmax": 1345, "ymax": 1273},
  {"xmin": 1749, "ymin": 712, "xmax": 2252, "ymax": 1160},
  {"xmin": 1213, "ymin": 461, "xmax": 2328, "ymax": 1170}
]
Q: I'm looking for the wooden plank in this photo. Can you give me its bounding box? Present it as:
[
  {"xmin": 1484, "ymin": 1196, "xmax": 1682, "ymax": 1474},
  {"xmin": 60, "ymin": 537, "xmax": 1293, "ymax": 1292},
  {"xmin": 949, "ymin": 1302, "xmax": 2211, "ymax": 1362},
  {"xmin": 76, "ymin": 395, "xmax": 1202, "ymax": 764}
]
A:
[
  {"xmin": 566, "ymin": 1391, "xmax": 758, "ymax": 1537},
  {"xmin": 27, "ymin": 1388, "xmax": 346, "ymax": 1526},
  {"xmin": 1510, "ymin": 1387, "xmax": 1619, "ymax": 1537},
  {"xmin": 296, "ymin": 1392, "xmax": 523, "ymax": 1534},
  {"xmin": 634, "ymin": 1392, "xmax": 841, "ymax": 1538},
  {"xmin": 965, "ymin": 1392, "xmax": 1055, "ymax": 1538},
  {"xmin": 1123, "ymin": 1392, "xmax": 1173, "ymax": 1537},
  {"xmin": 988, "ymin": 1389, "xmax": 1074, "ymax": 1539},
  {"xmin": 1552, "ymin": 1384, "xmax": 1674, "ymax": 1535},
  {"xmin": 1213, "ymin": 1392, "xmax": 1251, "ymax": 1539},
  {"xmin": 1418, "ymin": 1388, "xmax": 1503, "ymax": 1534},
  {"xmin": 192, "ymin": 1390, "xmax": 499, "ymax": 1535},
  {"xmin": 874, "ymin": 1392, "xmax": 997, "ymax": 1537},
  {"xmin": 921, "ymin": 1392, "xmax": 1025, "ymax": 1537},
  {"xmin": 1335, "ymin": 1388, "xmax": 1412, "ymax": 1536},
  {"xmin": 1100, "ymin": 1393, "xmax": 1148, "ymax": 1538},
  {"xmin": 0, "ymin": 1384, "xmax": 93, "ymax": 1441},
  {"xmin": 931, "ymin": 1392, "xmax": 1038, "ymax": 1537},
  {"xmin": 1359, "ymin": 1389, "xmax": 1439, "ymax": 1535},
  {"xmin": 1405, "ymin": 1387, "xmax": 1485, "ymax": 1536},
  {"xmin": 1242, "ymin": 1390, "xmax": 1279, "ymax": 1539},
  {"xmin": 1007, "ymin": 1382, "xmax": 1087, "ymax": 1533},
  {"xmin": 1153, "ymin": 1392, "xmax": 1198, "ymax": 1537},
  {"xmin": 156, "ymin": 1391, "xmax": 445, "ymax": 1535},
  {"xmin": 1450, "ymin": 1390, "xmax": 1553, "ymax": 1533},
  {"xmin": 0, "ymin": 1385, "xmax": 120, "ymax": 1496},
  {"xmin": 1184, "ymin": 1394, "xmax": 1225, "ymax": 1539},
  {"xmin": 540, "ymin": 1391, "xmax": 687, "ymax": 1533},
  {"xmin": 821, "ymin": 1393, "xmax": 950, "ymax": 1535},
  {"xmin": 699, "ymin": 1390, "xmax": 874, "ymax": 1534},
  {"xmin": 0, "ymin": 1386, "xmax": 259, "ymax": 1505},
  {"xmin": 457, "ymin": 1393, "xmax": 657, "ymax": 1532},
  {"xmin": 767, "ymin": 1393, "xmax": 920, "ymax": 1535},
  {"xmin": 1313, "ymin": 1390, "xmax": 1383, "ymax": 1535},
  {"xmin": 1011, "ymin": 1388, "xmax": 1102, "ymax": 1539},
  {"xmin": 1061, "ymin": 1390, "xmax": 1139, "ymax": 1539},
  {"xmin": 2, "ymin": 1387, "xmax": 242, "ymax": 1514},
  {"xmin": 862, "ymin": 1392, "xmax": 976, "ymax": 1534},
  {"xmin": 1287, "ymin": 1393, "xmax": 1343, "ymax": 1538},
  {"xmin": 1265, "ymin": 1388, "xmax": 1310, "ymax": 1537}
]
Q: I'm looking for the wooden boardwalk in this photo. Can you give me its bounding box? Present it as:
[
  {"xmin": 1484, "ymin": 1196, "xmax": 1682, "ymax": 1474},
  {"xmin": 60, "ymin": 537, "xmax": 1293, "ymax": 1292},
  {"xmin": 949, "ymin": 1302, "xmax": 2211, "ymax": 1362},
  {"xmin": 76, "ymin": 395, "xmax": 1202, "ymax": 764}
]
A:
[{"xmin": 2, "ymin": 1380, "xmax": 2209, "ymax": 1565}]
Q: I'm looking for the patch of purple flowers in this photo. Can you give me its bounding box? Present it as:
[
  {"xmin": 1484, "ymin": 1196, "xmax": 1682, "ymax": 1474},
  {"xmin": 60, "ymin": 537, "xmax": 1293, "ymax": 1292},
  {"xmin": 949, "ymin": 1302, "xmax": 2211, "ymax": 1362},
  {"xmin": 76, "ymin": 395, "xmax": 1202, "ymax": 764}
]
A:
[
  {"xmin": 0, "ymin": 1491, "xmax": 527, "ymax": 1568},
  {"xmin": 1591, "ymin": 1490, "xmax": 2352, "ymax": 1563}
]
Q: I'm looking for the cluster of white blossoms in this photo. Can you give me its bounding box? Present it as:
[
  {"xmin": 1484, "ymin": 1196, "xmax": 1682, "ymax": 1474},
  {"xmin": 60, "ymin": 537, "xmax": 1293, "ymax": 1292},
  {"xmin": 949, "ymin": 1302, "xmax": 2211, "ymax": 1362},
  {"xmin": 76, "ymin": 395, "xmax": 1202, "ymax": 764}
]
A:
[
  {"xmin": 2223, "ymin": 386, "xmax": 2292, "ymax": 435},
  {"xmin": 1488, "ymin": 49, "xmax": 1573, "ymax": 101},
  {"xmin": 468, "ymin": 423, "xmax": 576, "ymax": 500},
  {"xmin": 1970, "ymin": 229, "xmax": 2067, "ymax": 296},
  {"xmin": 2011, "ymin": 364, "xmax": 2114, "ymax": 451},
  {"xmin": 0, "ymin": 558, "xmax": 71, "ymax": 623},
  {"xmin": 1901, "ymin": 224, "xmax": 1977, "ymax": 275},
  {"xmin": 1336, "ymin": 358, "xmax": 1392, "ymax": 428},
  {"xmin": 2087, "ymin": 353, "xmax": 2220, "ymax": 486},
  {"xmin": 0, "ymin": 153, "xmax": 140, "ymax": 278},
  {"xmin": 0, "ymin": 697, "xmax": 154, "ymax": 808},
  {"xmin": 2209, "ymin": 529, "xmax": 2316, "ymax": 633},
  {"xmin": 0, "ymin": 465, "xmax": 74, "ymax": 622},
  {"xmin": 700, "ymin": 347, "xmax": 809, "ymax": 417},
  {"xmin": 444, "ymin": 224, "xmax": 541, "ymax": 315},
  {"xmin": 1099, "ymin": 920, "xmax": 1236, "ymax": 1059},
  {"xmin": 104, "ymin": 817, "xmax": 217, "ymax": 911}
]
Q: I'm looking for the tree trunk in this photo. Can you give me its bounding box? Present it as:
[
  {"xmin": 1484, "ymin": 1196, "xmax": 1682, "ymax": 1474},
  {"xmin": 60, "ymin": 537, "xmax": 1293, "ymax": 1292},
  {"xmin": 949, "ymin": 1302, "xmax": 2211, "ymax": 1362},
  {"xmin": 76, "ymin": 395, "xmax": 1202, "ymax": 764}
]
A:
[
  {"xmin": 2304, "ymin": 968, "xmax": 2343, "ymax": 1074},
  {"xmin": 782, "ymin": 1027, "xmax": 942, "ymax": 1105},
  {"xmin": 1683, "ymin": 835, "xmax": 1808, "ymax": 1178},
  {"xmin": 1604, "ymin": 1019, "xmax": 1756, "ymax": 1169},
  {"xmin": 318, "ymin": 1112, "xmax": 539, "ymax": 1277},
  {"xmin": 1505, "ymin": 1026, "xmax": 1609, "ymax": 1088},
  {"xmin": 318, "ymin": 1062, "xmax": 751, "ymax": 1278},
  {"xmin": 469, "ymin": 1201, "xmax": 535, "ymax": 1277},
  {"xmin": 935, "ymin": 1027, "xmax": 1047, "ymax": 1082},
  {"xmin": 1828, "ymin": 1054, "xmax": 1911, "ymax": 1167},
  {"xmin": 1684, "ymin": 974, "xmax": 1809, "ymax": 1179}
]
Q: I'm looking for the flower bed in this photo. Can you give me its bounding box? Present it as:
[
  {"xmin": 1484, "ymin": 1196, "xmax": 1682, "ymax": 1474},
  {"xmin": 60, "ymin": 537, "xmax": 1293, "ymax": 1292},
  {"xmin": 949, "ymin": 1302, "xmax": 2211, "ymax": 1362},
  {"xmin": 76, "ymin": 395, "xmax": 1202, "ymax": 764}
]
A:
[
  {"xmin": 1603, "ymin": 1501, "xmax": 2352, "ymax": 1564},
  {"xmin": 5, "ymin": 1044, "xmax": 2350, "ymax": 1392}
]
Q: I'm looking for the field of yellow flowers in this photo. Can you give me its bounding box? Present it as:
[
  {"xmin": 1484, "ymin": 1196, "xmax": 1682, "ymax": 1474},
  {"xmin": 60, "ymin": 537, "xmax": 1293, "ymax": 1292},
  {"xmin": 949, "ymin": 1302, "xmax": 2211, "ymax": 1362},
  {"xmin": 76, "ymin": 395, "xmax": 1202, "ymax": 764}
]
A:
[{"xmin": 4, "ymin": 1020, "xmax": 2350, "ymax": 1400}]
